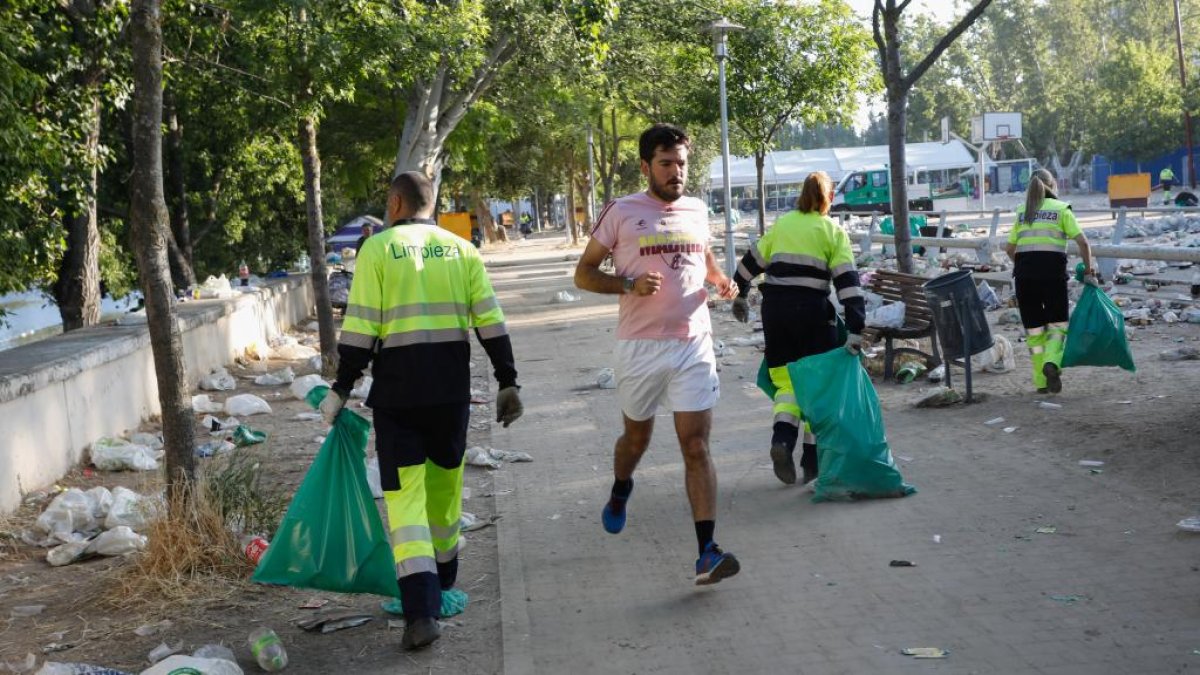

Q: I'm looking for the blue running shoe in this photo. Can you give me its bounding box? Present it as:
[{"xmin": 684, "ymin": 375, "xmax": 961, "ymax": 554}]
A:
[
  {"xmin": 694, "ymin": 542, "xmax": 740, "ymax": 585},
  {"xmin": 601, "ymin": 494, "xmax": 630, "ymax": 534}
]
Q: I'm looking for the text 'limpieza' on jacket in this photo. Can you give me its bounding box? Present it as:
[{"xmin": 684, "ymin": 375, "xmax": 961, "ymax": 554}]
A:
[{"xmin": 1009, "ymin": 197, "xmax": 1082, "ymax": 281}]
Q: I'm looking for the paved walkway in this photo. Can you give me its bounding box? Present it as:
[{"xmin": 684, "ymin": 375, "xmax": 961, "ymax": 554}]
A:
[{"xmin": 483, "ymin": 237, "xmax": 1200, "ymax": 675}]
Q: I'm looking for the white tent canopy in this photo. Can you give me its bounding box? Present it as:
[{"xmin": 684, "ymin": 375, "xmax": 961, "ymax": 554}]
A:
[{"xmin": 708, "ymin": 140, "xmax": 990, "ymax": 190}]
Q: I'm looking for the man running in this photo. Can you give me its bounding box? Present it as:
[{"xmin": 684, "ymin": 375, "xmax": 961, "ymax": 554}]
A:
[{"xmin": 573, "ymin": 123, "xmax": 741, "ymax": 585}]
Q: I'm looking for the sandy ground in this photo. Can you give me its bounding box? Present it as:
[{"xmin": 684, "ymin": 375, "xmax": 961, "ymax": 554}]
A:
[{"xmin": 0, "ymin": 324, "xmax": 509, "ymax": 674}]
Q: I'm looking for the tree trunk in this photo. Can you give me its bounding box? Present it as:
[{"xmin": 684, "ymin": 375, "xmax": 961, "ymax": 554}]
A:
[
  {"xmin": 129, "ymin": 0, "xmax": 196, "ymax": 501},
  {"xmin": 54, "ymin": 91, "xmax": 102, "ymax": 331},
  {"xmin": 565, "ymin": 178, "xmax": 579, "ymax": 246},
  {"xmin": 887, "ymin": 91, "xmax": 914, "ymax": 273},
  {"xmin": 298, "ymin": 116, "xmax": 337, "ymax": 377},
  {"xmin": 164, "ymin": 88, "xmax": 196, "ymax": 288},
  {"xmin": 755, "ymin": 149, "xmax": 767, "ymax": 236},
  {"xmin": 471, "ymin": 189, "xmax": 499, "ymax": 244}
]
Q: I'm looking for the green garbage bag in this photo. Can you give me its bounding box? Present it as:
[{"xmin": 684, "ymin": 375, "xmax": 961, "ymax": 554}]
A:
[
  {"xmin": 252, "ymin": 389, "xmax": 399, "ymax": 597},
  {"xmin": 756, "ymin": 315, "xmax": 849, "ymax": 399},
  {"xmin": 787, "ymin": 348, "xmax": 916, "ymax": 503},
  {"xmin": 1062, "ymin": 285, "xmax": 1136, "ymax": 372},
  {"xmin": 232, "ymin": 425, "xmax": 267, "ymax": 447}
]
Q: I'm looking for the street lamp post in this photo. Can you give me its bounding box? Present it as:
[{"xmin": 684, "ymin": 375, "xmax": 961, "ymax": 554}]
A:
[{"xmin": 707, "ymin": 17, "xmax": 744, "ymax": 279}]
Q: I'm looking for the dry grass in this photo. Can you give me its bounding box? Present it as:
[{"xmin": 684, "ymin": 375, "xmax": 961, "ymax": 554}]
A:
[{"xmin": 105, "ymin": 451, "xmax": 287, "ymax": 611}]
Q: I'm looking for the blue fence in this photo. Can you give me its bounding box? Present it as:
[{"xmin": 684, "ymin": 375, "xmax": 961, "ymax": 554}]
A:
[{"xmin": 1092, "ymin": 147, "xmax": 1200, "ymax": 192}]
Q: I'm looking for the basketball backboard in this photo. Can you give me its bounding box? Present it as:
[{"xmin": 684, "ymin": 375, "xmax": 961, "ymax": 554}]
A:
[{"xmin": 971, "ymin": 112, "xmax": 1022, "ymax": 143}]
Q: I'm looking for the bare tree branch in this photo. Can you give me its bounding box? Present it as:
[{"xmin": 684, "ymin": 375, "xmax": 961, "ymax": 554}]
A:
[
  {"xmin": 903, "ymin": 0, "xmax": 993, "ymax": 91},
  {"xmin": 872, "ymin": 1, "xmax": 887, "ymax": 72}
]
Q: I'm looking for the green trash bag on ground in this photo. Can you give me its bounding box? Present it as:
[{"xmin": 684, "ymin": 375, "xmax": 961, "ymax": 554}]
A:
[
  {"xmin": 252, "ymin": 389, "xmax": 399, "ymax": 597},
  {"xmin": 1062, "ymin": 285, "xmax": 1136, "ymax": 372},
  {"xmin": 787, "ymin": 348, "xmax": 916, "ymax": 503}
]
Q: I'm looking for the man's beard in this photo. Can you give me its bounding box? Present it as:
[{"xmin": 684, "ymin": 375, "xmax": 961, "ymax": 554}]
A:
[{"xmin": 649, "ymin": 175, "xmax": 685, "ymax": 202}]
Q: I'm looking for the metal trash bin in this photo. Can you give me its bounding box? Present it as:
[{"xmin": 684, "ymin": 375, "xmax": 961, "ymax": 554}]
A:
[{"xmin": 924, "ymin": 270, "xmax": 994, "ymax": 402}]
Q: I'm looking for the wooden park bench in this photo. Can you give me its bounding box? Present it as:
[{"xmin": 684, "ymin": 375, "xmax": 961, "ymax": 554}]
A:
[{"xmin": 860, "ymin": 270, "xmax": 942, "ymax": 380}]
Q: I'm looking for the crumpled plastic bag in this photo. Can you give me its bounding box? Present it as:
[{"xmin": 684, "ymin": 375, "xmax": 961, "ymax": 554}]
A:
[
  {"xmin": 90, "ymin": 438, "xmax": 160, "ymax": 471},
  {"xmin": 272, "ymin": 342, "xmax": 320, "ymax": 360},
  {"xmin": 465, "ymin": 446, "xmax": 533, "ymax": 469},
  {"xmin": 140, "ymin": 655, "xmax": 242, "ymax": 675},
  {"xmin": 596, "ymin": 368, "xmax": 616, "ymax": 389},
  {"xmin": 35, "ymin": 662, "xmax": 132, "ymax": 675},
  {"xmin": 350, "ymin": 376, "xmax": 373, "ymax": 399},
  {"xmin": 105, "ymin": 486, "xmax": 155, "ymax": 532},
  {"xmin": 201, "ymin": 415, "xmax": 240, "ymax": 435},
  {"xmin": 86, "ymin": 526, "xmax": 147, "ymax": 557},
  {"xmin": 865, "ymin": 301, "xmax": 905, "ymax": 329},
  {"xmin": 36, "ymin": 488, "xmax": 100, "ymax": 541},
  {"xmin": 290, "ymin": 374, "xmax": 329, "ymax": 401},
  {"xmin": 192, "ymin": 394, "xmax": 225, "ymax": 414},
  {"xmin": 198, "ymin": 367, "xmax": 237, "ymax": 391},
  {"xmin": 979, "ymin": 334, "xmax": 1016, "ymax": 373},
  {"xmin": 381, "ymin": 587, "xmax": 468, "ymax": 618},
  {"xmin": 224, "ymin": 394, "xmax": 272, "ymax": 416},
  {"xmin": 197, "ymin": 274, "xmax": 234, "ymax": 299},
  {"xmin": 1062, "ymin": 285, "xmax": 1136, "ymax": 372},
  {"xmin": 129, "ymin": 432, "xmax": 163, "ymax": 450},
  {"xmin": 976, "ymin": 280, "xmax": 1002, "ymax": 310},
  {"xmin": 254, "ymin": 367, "xmax": 295, "ymax": 386}
]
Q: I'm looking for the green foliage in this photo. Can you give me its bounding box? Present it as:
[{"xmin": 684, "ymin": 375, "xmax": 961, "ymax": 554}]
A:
[
  {"xmin": 1089, "ymin": 40, "xmax": 1183, "ymax": 162},
  {"xmin": 98, "ymin": 226, "xmax": 136, "ymax": 298}
]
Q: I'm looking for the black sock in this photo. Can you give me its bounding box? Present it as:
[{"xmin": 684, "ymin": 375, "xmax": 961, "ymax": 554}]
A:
[
  {"xmin": 771, "ymin": 422, "xmax": 799, "ymax": 451},
  {"xmin": 611, "ymin": 478, "xmax": 633, "ymax": 499},
  {"xmin": 695, "ymin": 520, "xmax": 715, "ymax": 556},
  {"xmin": 800, "ymin": 443, "xmax": 818, "ymax": 474}
]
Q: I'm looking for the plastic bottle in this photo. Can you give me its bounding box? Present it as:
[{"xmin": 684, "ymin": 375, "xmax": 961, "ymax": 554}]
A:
[
  {"xmin": 248, "ymin": 627, "xmax": 288, "ymax": 672},
  {"xmin": 896, "ymin": 362, "xmax": 926, "ymax": 384},
  {"xmin": 242, "ymin": 535, "xmax": 269, "ymax": 565}
]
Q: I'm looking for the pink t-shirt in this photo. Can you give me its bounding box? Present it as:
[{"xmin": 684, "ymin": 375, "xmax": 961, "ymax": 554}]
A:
[{"xmin": 591, "ymin": 192, "xmax": 712, "ymax": 340}]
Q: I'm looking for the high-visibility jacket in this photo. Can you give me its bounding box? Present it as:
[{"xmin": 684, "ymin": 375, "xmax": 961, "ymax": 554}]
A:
[
  {"xmin": 1009, "ymin": 197, "xmax": 1081, "ymax": 280},
  {"xmin": 1160, "ymin": 167, "xmax": 1176, "ymax": 182},
  {"xmin": 733, "ymin": 210, "xmax": 865, "ymax": 334},
  {"xmin": 333, "ymin": 218, "xmax": 517, "ymax": 408}
]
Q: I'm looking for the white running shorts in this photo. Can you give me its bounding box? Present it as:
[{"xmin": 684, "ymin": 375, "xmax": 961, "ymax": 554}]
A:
[{"xmin": 614, "ymin": 333, "xmax": 719, "ymax": 422}]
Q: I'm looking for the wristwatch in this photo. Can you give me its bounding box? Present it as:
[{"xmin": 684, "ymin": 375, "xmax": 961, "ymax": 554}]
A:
[{"xmin": 622, "ymin": 277, "xmax": 636, "ymax": 294}]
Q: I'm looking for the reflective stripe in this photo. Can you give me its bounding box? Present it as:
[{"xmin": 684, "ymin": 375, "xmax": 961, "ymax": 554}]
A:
[
  {"xmin": 383, "ymin": 302, "xmax": 468, "ymax": 323},
  {"xmin": 397, "ymin": 556, "xmax": 437, "ymax": 577},
  {"xmin": 737, "ymin": 260, "xmax": 756, "ymax": 281},
  {"xmin": 770, "ymin": 252, "xmax": 828, "ymax": 269},
  {"xmin": 803, "ymin": 430, "xmax": 816, "ymax": 445},
  {"xmin": 774, "ymin": 412, "xmax": 799, "ymax": 426},
  {"xmin": 1045, "ymin": 333, "xmax": 1065, "ymax": 343},
  {"xmin": 837, "ymin": 286, "xmax": 863, "ymax": 301},
  {"xmin": 471, "ymin": 296, "xmax": 499, "ymax": 316},
  {"xmin": 750, "ymin": 245, "xmax": 767, "ymax": 268},
  {"xmin": 1026, "ymin": 326, "xmax": 1045, "ymax": 335},
  {"xmin": 764, "ymin": 275, "xmax": 828, "ymax": 290},
  {"xmin": 775, "ymin": 393, "xmax": 796, "ymax": 405},
  {"xmin": 1016, "ymin": 228, "xmax": 1066, "ymax": 240},
  {"xmin": 346, "ymin": 303, "xmax": 383, "ymax": 323},
  {"xmin": 831, "ymin": 263, "xmax": 856, "ymax": 278},
  {"xmin": 339, "ymin": 331, "xmax": 377, "ymax": 349},
  {"xmin": 430, "ymin": 522, "xmax": 460, "ymax": 540},
  {"xmin": 1047, "ymin": 322, "xmax": 1068, "ymax": 330},
  {"xmin": 476, "ymin": 323, "xmax": 508, "ymax": 339},
  {"xmin": 1015, "ymin": 243, "xmax": 1067, "ymax": 254},
  {"xmin": 1030, "ymin": 346, "xmax": 1045, "ymax": 354},
  {"xmin": 382, "ymin": 328, "xmax": 469, "ymax": 348},
  {"xmin": 391, "ymin": 525, "xmax": 431, "ymax": 544},
  {"xmin": 435, "ymin": 542, "xmax": 459, "ymax": 563}
]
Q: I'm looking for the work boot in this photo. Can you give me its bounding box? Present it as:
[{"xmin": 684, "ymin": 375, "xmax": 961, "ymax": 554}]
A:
[
  {"xmin": 770, "ymin": 443, "xmax": 796, "ymax": 485},
  {"xmin": 1042, "ymin": 362, "xmax": 1062, "ymax": 394},
  {"xmin": 401, "ymin": 617, "xmax": 441, "ymax": 651}
]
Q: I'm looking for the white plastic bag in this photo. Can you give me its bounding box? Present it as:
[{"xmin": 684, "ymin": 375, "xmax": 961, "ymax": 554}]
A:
[
  {"xmin": 365, "ymin": 457, "xmax": 383, "ymax": 499},
  {"xmin": 290, "ymin": 374, "xmax": 329, "ymax": 401},
  {"xmin": 105, "ymin": 486, "xmax": 154, "ymax": 532},
  {"xmin": 272, "ymin": 342, "xmax": 319, "ymax": 360},
  {"xmin": 977, "ymin": 280, "xmax": 1002, "ymax": 310},
  {"xmin": 198, "ymin": 274, "xmax": 234, "ymax": 299},
  {"xmin": 350, "ymin": 376, "xmax": 373, "ymax": 399},
  {"xmin": 198, "ymin": 367, "xmax": 237, "ymax": 392},
  {"xmin": 192, "ymin": 394, "xmax": 225, "ymax": 414},
  {"xmin": 980, "ymin": 334, "xmax": 1016, "ymax": 373},
  {"xmin": 45, "ymin": 540, "xmax": 91, "ymax": 567},
  {"xmin": 200, "ymin": 415, "xmax": 240, "ymax": 435},
  {"xmin": 86, "ymin": 525, "xmax": 147, "ymax": 556},
  {"xmin": 130, "ymin": 432, "xmax": 164, "ymax": 450},
  {"xmin": 866, "ymin": 301, "xmax": 906, "ymax": 329},
  {"xmin": 488, "ymin": 447, "xmax": 533, "ymax": 463},
  {"xmin": 223, "ymin": 394, "xmax": 272, "ymax": 416},
  {"xmin": 90, "ymin": 438, "xmax": 159, "ymax": 471},
  {"xmin": 465, "ymin": 446, "xmax": 503, "ymax": 469},
  {"xmin": 35, "ymin": 489, "xmax": 98, "ymax": 540},
  {"xmin": 141, "ymin": 655, "xmax": 244, "ymax": 675},
  {"xmin": 254, "ymin": 367, "xmax": 295, "ymax": 386},
  {"xmin": 596, "ymin": 368, "xmax": 616, "ymax": 389}
]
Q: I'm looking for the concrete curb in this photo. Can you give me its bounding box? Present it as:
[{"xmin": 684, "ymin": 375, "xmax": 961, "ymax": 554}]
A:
[{"xmin": 494, "ymin": 469, "xmax": 535, "ymax": 675}]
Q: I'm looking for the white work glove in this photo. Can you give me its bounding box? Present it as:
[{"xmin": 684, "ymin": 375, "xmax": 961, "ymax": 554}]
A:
[
  {"xmin": 1083, "ymin": 272, "xmax": 1101, "ymax": 287},
  {"xmin": 732, "ymin": 297, "xmax": 750, "ymax": 323},
  {"xmin": 496, "ymin": 386, "xmax": 523, "ymax": 428},
  {"xmin": 320, "ymin": 389, "xmax": 346, "ymax": 425},
  {"xmin": 845, "ymin": 333, "xmax": 864, "ymax": 356}
]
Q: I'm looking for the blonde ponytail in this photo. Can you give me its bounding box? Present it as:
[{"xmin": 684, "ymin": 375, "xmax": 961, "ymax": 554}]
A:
[{"xmin": 1023, "ymin": 169, "xmax": 1055, "ymax": 224}]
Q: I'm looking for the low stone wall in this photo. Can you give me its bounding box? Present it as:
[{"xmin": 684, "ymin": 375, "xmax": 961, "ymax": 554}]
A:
[{"xmin": 0, "ymin": 275, "xmax": 314, "ymax": 514}]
